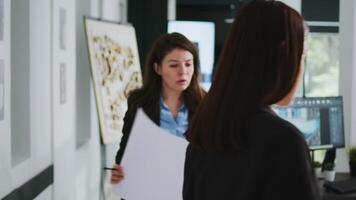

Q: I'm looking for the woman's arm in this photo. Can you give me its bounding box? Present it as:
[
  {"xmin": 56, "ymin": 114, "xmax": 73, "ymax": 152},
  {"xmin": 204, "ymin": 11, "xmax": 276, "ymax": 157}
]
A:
[
  {"xmin": 115, "ymin": 105, "xmax": 136, "ymax": 164},
  {"xmin": 111, "ymin": 97, "xmax": 137, "ymax": 184}
]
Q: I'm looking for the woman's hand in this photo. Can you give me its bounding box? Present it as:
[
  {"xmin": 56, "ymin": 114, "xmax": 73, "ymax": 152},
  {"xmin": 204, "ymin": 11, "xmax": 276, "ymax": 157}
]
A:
[{"xmin": 111, "ymin": 164, "xmax": 125, "ymax": 184}]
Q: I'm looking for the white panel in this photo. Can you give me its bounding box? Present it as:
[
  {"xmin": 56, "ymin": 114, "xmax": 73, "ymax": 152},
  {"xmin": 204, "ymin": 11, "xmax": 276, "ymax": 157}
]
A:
[
  {"xmin": 351, "ymin": 3, "xmax": 356, "ymax": 146},
  {"xmin": 29, "ymin": 0, "xmax": 52, "ymax": 174},
  {"xmin": 119, "ymin": 0, "xmax": 127, "ymax": 23},
  {"xmin": 75, "ymin": 0, "xmax": 101, "ymax": 199},
  {"xmin": 76, "ymin": 0, "xmax": 91, "ymax": 148},
  {"xmin": 75, "ymin": 142, "xmax": 101, "ymax": 200},
  {"xmin": 9, "ymin": 0, "xmax": 32, "ymax": 190},
  {"xmin": 0, "ymin": 0, "xmax": 12, "ymax": 197},
  {"xmin": 0, "ymin": 0, "xmax": 4, "ymax": 41},
  {"xmin": 0, "ymin": 60, "xmax": 4, "ymax": 121},
  {"xmin": 52, "ymin": 0, "xmax": 77, "ymax": 199},
  {"xmin": 101, "ymin": 0, "xmax": 120, "ymax": 21},
  {"xmin": 167, "ymin": 0, "xmax": 176, "ymax": 21},
  {"xmin": 11, "ymin": 0, "xmax": 31, "ymax": 168},
  {"xmin": 87, "ymin": 86, "xmax": 102, "ymax": 200},
  {"xmin": 5, "ymin": 0, "xmax": 53, "ymax": 196},
  {"xmin": 338, "ymin": 0, "xmax": 356, "ymax": 172},
  {"xmin": 91, "ymin": 0, "xmax": 101, "ymax": 18},
  {"xmin": 53, "ymin": 142, "xmax": 75, "ymax": 200}
]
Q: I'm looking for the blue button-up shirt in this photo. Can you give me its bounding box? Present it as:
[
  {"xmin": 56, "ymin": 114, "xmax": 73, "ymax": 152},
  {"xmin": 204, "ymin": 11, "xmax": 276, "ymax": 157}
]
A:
[{"xmin": 159, "ymin": 97, "xmax": 188, "ymax": 138}]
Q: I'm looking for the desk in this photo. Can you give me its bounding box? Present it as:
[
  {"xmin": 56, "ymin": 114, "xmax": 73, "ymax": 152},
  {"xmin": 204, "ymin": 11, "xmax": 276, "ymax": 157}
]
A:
[{"xmin": 320, "ymin": 173, "xmax": 356, "ymax": 200}]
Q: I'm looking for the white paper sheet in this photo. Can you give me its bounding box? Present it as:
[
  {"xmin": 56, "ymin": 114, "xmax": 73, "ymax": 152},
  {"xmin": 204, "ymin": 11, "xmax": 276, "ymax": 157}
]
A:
[{"xmin": 114, "ymin": 108, "xmax": 188, "ymax": 200}]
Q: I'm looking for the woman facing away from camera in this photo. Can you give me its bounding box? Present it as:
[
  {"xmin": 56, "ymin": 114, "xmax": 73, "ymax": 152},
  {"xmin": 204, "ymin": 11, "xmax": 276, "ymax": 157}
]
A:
[
  {"xmin": 110, "ymin": 32, "xmax": 206, "ymax": 184},
  {"xmin": 183, "ymin": 1, "xmax": 320, "ymax": 200}
]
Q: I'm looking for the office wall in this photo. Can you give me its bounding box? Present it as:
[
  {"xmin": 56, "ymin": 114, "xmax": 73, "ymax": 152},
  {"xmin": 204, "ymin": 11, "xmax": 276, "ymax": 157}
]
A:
[
  {"xmin": 52, "ymin": 0, "xmax": 77, "ymax": 199},
  {"xmin": 3, "ymin": 0, "xmax": 355, "ymax": 198},
  {"xmin": 0, "ymin": 0, "xmax": 12, "ymax": 196},
  {"xmin": 168, "ymin": 0, "xmax": 176, "ymax": 20},
  {"xmin": 0, "ymin": 0, "xmax": 52, "ymax": 198},
  {"xmin": 94, "ymin": 1, "xmax": 127, "ymax": 199},
  {"xmin": 0, "ymin": 0, "xmax": 127, "ymax": 199},
  {"xmin": 53, "ymin": 0, "xmax": 125, "ymax": 198},
  {"xmin": 339, "ymin": 0, "xmax": 356, "ymax": 172},
  {"xmin": 73, "ymin": 0, "xmax": 101, "ymax": 199}
]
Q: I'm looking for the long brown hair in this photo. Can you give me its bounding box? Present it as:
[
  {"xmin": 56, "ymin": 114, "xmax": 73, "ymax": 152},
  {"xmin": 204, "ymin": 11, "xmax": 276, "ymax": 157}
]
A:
[
  {"xmin": 129, "ymin": 32, "xmax": 205, "ymax": 117},
  {"xmin": 187, "ymin": 1, "xmax": 306, "ymax": 151}
]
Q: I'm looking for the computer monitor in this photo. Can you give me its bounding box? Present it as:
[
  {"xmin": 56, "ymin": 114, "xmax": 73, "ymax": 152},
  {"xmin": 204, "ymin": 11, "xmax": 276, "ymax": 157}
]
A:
[{"xmin": 272, "ymin": 96, "xmax": 345, "ymax": 150}]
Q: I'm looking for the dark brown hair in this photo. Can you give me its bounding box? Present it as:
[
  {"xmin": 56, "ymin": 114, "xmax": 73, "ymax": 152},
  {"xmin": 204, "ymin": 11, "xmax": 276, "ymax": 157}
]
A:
[
  {"xmin": 187, "ymin": 1, "xmax": 306, "ymax": 151},
  {"xmin": 129, "ymin": 32, "xmax": 205, "ymax": 117}
]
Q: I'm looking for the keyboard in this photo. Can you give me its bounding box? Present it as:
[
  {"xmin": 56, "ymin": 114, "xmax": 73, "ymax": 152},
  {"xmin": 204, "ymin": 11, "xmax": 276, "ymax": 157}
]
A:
[{"xmin": 324, "ymin": 178, "xmax": 356, "ymax": 194}]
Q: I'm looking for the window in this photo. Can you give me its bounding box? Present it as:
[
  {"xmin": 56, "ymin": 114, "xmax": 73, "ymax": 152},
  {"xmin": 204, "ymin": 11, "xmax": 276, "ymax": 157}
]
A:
[{"xmin": 305, "ymin": 32, "xmax": 340, "ymax": 97}]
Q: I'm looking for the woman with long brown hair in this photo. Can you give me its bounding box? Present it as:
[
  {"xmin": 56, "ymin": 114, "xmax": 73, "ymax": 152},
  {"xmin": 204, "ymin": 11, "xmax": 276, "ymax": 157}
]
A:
[
  {"xmin": 184, "ymin": 1, "xmax": 320, "ymax": 199},
  {"xmin": 111, "ymin": 32, "xmax": 206, "ymax": 184}
]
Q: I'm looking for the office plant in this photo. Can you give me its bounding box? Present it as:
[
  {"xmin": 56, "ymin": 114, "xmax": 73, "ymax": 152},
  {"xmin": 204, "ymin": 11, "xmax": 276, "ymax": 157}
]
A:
[
  {"xmin": 312, "ymin": 161, "xmax": 322, "ymax": 178},
  {"xmin": 323, "ymin": 162, "xmax": 335, "ymax": 181},
  {"xmin": 349, "ymin": 146, "xmax": 356, "ymax": 177},
  {"xmin": 312, "ymin": 161, "xmax": 322, "ymax": 168}
]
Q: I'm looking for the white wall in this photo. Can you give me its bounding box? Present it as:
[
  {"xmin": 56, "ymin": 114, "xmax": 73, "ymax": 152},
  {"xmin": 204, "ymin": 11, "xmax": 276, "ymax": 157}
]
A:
[
  {"xmin": 28, "ymin": 0, "xmax": 52, "ymax": 179},
  {"xmin": 338, "ymin": 0, "xmax": 356, "ymax": 172},
  {"xmin": 52, "ymin": 0, "xmax": 128, "ymax": 198},
  {"xmin": 101, "ymin": 0, "xmax": 127, "ymax": 23},
  {"xmin": 54, "ymin": 0, "xmax": 127, "ymax": 198},
  {"xmin": 0, "ymin": 0, "xmax": 12, "ymax": 196},
  {"xmin": 1, "ymin": 0, "xmax": 129, "ymax": 199},
  {"xmin": 102, "ymin": 0, "xmax": 120, "ymax": 22},
  {"xmin": 0, "ymin": 0, "xmax": 52, "ymax": 198},
  {"xmin": 168, "ymin": 0, "xmax": 176, "ymax": 21},
  {"xmin": 52, "ymin": 0, "xmax": 77, "ymax": 199}
]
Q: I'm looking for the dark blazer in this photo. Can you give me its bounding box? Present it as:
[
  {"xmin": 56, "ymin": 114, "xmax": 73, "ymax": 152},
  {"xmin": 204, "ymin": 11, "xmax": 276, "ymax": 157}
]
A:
[
  {"xmin": 115, "ymin": 92, "xmax": 160, "ymax": 164},
  {"xmin": 183, "ymin": 108, "xmax": 321, "ymax": 200}
]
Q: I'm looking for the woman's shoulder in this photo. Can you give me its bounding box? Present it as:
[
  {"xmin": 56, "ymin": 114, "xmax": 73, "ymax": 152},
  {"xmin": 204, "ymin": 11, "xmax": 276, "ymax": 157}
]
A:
[
  {"xmin": 246, "ymin": 110, "xmax": 309, "ymax": 160},
  {"xmin": 125, "ymin": 89, "xmax": 146, "ymax": 114},
  {"xmin": 127, "ymin": 88, "xmax": 150, "ymax": 106},
  {"xmin": 127, "ymin": 88, "xmax": 159, "ymax": 117},
  {"xmin": 248, "ymin": 109, "xmax": 305, "ymax": 143},
  {"xmin": 127, "ymin": 89, "xmax": 145, "ymax": 101}
]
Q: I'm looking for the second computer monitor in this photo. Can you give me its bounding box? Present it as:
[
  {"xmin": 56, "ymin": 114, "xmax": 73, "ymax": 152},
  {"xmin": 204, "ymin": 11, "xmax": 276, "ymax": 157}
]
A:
[{"xmin": 273, "ymin": 96, "xmax": 345, "ymax": 150}]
